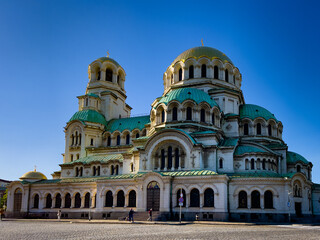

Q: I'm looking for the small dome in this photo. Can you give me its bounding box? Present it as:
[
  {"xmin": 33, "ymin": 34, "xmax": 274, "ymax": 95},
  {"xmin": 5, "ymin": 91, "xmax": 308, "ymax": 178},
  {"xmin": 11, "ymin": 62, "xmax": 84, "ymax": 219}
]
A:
[
  {"xmin": 239, "ymin": 104, "xmax": 278, "ymax": 122},
  {"xmin": 172, "ymin": 46, "xmax": 233, "ymax": 66},
  {"xmin": 287, "ymin": 151, "xmax": 310, "ymax": 165},
  {"xmin": 20, "ymin": 170, "xmax": 47, "ymax": 181},
  {"xmin": 155, "ymin": 88, "xmax": 219, "ymax": 108},
  {"xmin": 92, "ymin": 57, "xmax": 120, "ymax": 67},
  {"xmin": 69, "ymin": 109, "xmax": 108, "ymax": 126}
]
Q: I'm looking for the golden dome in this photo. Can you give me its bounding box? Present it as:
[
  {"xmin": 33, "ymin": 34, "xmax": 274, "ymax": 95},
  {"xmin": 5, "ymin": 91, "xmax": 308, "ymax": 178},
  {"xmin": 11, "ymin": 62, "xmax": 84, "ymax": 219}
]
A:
[{"xmin": 20, "ymin": 170, "xmax": 47, "ymax": 181}]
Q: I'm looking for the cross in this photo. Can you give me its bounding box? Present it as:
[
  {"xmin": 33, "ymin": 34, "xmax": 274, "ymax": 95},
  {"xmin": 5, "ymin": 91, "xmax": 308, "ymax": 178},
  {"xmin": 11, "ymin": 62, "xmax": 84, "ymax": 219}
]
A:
[
  {"xmin": 201, "ymin": 39, "xmax": 204, "ymax": 46},
  {"xmin": 190, "ymin": 154, "xmax": 196, "ymax": 168},
  {"xmin": 107, "ymin": 51, "xmax": 110, "ymax": 57},
  {"xmin": 34, "ymin": 165, "xmax": 37, "ymax": 172},
  {"xmin": 142, "ymin": 158, "xmax": 147, "ymax": 170}
]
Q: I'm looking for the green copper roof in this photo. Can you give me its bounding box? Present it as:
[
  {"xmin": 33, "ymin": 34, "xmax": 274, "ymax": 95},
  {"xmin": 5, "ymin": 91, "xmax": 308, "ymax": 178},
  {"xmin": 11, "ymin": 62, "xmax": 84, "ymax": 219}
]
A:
[
  {"xmin": 228, "ymin": 172, "xmax": 283, "ymax": 178},
  {"xmin": 219, "ymin": 138, "xmax": 239, "ymax": 147},
  {"xmin": 86, "ymin": 93, "xmax": 100, "ymax": 98},
  {"xmin": 158, "ymin": 170, "xmax": 217, "ymax": 177},
  {"xmin": 234, "ymin": 145, "xmax": 268, "ymax": 156},
  {"xmin": 191, "ymin": 130, "xmax": 216, "ymax": 135},
  {"xmin": 61, "ymin": 154, "xmax": 123, "ymax": 166},
  {"xmin": 94, "ymin": 57, "xmax": 120, "ymax": 67},
  {"xmin": 239, "ymin": 104, "xmax": 278, "ymax": 122},
  {"xmin": 287, "ymin": 151, "xmax": 310, "ymax": 164},
  {"xmin": 156, "ymin": 88, "xmax": 219, "ymax": 109},
  {"xmin": 69, "ymin": 109, "xmax": 108, "ymax": 126},
  {"xmin": 172, "ymin": 46, "xmax": 233, "ymax": 65},
  {"xmin": 106, "ymin": 115, "xmax": 150, "ymax": 133}
]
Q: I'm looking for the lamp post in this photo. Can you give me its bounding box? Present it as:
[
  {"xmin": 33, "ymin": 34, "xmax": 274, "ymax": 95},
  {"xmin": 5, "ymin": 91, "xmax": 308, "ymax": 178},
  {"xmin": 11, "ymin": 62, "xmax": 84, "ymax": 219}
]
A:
[{"xmin": 287, "ymin": 190, "xmax": 292, "ymax": 223}]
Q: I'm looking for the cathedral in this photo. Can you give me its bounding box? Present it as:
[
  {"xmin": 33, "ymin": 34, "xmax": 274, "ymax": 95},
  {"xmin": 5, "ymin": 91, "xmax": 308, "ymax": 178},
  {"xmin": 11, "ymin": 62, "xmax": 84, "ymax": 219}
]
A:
[{"xmin": 6, "ymin": 46, "xmax": 320, "ymax": 222}]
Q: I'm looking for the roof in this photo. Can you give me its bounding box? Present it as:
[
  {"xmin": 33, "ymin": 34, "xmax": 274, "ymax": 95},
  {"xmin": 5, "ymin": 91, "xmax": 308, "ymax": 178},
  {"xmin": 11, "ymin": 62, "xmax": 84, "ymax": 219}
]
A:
[
  {"xmin": 69, "ymin": 109, "xmax": 108, "ymax": 126},
  {"xmin": 93, "ymin": 57, "xmax": 120, "ymax": 67},
  {"xmin": 106, "ymin": 115, "xmax": 150, "ymax": 133},
  {"xmin": 158, "ymin": 170, "xmax": 217, "ymax": 177},
  {"xmin": 61, "ymin": 154, "xmax": 124, "ymax": 166},
  {"xmin": 191, "ymin": 130, "xmax": 216, "ymax": 135},
  {"xmin": 155, "ymin": 88, "xmax": 219, "ymax": 109},
  {"xmin": 219, "ymin": 138, "xmax": 239, "ymax": 147},
  {"xmin": 172, "ymin": 46, "xmax": 233, "ymax": 66},
  {"xmin": 228, "ymin": 172, "xmax": 291, "ymax": 178},
  {"xmin": 239, "ymin": 104, "xmax": 278, "ymax": 122},
  {"xmin": 86, "ymin": 93, "xmax": 100, "ymax": 98},
  {"xmin": 20, "ymin": 171, "xmax": 47, "ymax": 181},
  {"xmin": 286, "ymin": 151, "xmax": 310, "ymax": 164},
  {"xmin": 234, "ymin": 145, "xmax": 268, "ymax": 156}
]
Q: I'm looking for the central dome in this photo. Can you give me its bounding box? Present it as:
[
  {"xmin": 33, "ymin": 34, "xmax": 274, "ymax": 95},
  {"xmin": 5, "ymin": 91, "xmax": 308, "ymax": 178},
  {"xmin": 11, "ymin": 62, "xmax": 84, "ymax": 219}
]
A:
[{"xmin": 172, "ymin": 46, "xmax": 233, "ymax": 66}]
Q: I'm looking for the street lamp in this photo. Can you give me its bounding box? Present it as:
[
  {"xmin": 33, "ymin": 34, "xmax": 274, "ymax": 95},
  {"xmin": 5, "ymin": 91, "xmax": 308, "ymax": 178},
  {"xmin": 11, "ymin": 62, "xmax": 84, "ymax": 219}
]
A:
[{"xmin": 287, "ymin": 189, "xmax": 292, "ymax": 223}]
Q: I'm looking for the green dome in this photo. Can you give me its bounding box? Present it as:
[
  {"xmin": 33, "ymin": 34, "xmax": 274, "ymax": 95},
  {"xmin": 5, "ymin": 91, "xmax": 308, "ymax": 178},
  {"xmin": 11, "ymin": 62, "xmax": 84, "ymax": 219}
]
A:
[
  {"xmin": 287, "ymin": 151, "xmax": 310, "ymax": 164},
  {"xmin": 69, "ymin": 109, "xmax": 108, "ymax": 126},
  {"xmin": 240, "ymin": 104, "xmax": 278, "ymax": 122},
  {"xmin": 155, "ymin": 88, "xmax": 219, "ymax": 108},
  {"xmin": 93, "ymin": 57, "xmax": 120, "ymax": 67},
  {"xmin": 172, "ymin": 46, "xmax": 233, "ymax": 66}
]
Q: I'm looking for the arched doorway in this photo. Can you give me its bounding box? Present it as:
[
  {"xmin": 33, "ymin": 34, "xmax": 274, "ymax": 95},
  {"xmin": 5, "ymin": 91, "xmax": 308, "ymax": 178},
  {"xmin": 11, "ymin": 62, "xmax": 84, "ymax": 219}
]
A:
[
  {"xmin": 14, "ymin": 188, "xmax": 22, "ymax": 215},
  {"xmin": 147, "ymin": 181, "xmax": 160, "ymax": 211}
]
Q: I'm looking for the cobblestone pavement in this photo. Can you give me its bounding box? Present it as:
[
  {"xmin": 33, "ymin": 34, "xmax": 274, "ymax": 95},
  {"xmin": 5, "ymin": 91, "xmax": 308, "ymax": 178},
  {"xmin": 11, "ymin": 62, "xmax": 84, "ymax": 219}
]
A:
[{"xmin": 1, "ymin": 220, "xmax": 320, "ymax": 240}]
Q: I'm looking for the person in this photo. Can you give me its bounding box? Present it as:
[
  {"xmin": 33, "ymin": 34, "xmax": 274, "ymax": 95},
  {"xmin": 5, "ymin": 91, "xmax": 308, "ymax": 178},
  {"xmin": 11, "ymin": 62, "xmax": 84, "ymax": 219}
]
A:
[
  {"xmin": 147, "ymin": 208, "xmax": 152, "ymax": 221},
  {"xmin": 57, "ymin": 209, "xmax": 61, "ymax": 221},
  {"xmin": 128, "ymin": 208, "xmax": 134, "ymax": 223}
]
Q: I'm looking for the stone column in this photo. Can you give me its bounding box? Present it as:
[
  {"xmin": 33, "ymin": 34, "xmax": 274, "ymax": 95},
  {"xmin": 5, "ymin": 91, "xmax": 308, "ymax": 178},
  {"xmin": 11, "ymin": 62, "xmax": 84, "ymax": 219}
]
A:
[
  {"xmin": 101, "ymin": 70, "xmax": 106, "ymax": 81},
  {"xmin": 200, "ymin": 193, "xmax": 204, "ymax": 208},
  {"xmin": 164, "ymin": 152, "xmax": 168, "ymax": 171},
  {"xmin": 112, "ymin": 73, "xmax": 117, "ymax": 83},
  {"xmin": 61, "ymin": 197, "xmax": 65, "ymax": 208},
  {"xmin": 247, "ymin": 196, "xmax": 251, "ymax": 209},
  {"xmin": 91, "ymin": 195, "xmax": 96, "ymax": 208},
  {"xmin": 51, "ymin": 197, "xmax": 56, "ymax": 208},
  {"xmin": 113, "ymin": 194, "xmax": 117, "ymax": 208},
  {"xmin": 81, "ymin": 197, "xmax": 85, "ymax": 208},
  {"xmin": 186, "ymin": 193, "xmax": 190, "ymax": 208},
  {"xmin": 124, "ymin": 193, "xmax": 128, "ymax": 208},
  {"xmin": 71, "ymin": 197, "xmax": 75, "ymax": 208},
  {"xmin": 158, "ymin": 156, "xmax": 161, "ymax": 171},
  {"xmin": 261, "ymin": 195, "xmax": 264, "ymax": 209}
]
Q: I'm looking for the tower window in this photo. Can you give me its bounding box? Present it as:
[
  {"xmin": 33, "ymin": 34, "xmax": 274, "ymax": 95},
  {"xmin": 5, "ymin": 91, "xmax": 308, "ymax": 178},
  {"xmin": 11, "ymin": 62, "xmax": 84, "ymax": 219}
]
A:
[
  {"xmin": 70, "ymin": 154, "xmax": 73, "ymax": 162},
  {"xmin": 186, "ymin": 107, "xmax": 192, "ymax": 120},
  {"xmin": 244, "ymin": 123, "xmax": 249, "ymax": 135},
  {"xmin": 135, "ymin": 133, "xmax": 140, "ymax": 138},
  {"xmin": 106, "ymin": 69, "xmax": 113, "ymax": 82},
  {"xmin": 212, "ymin": 113, "xmax": 215, "ymax": 125},
  {"xmin": 251, "ymin": 159, "xmax": 255, "ymax": 170},
  {"xmin": 85, "ymin": 98, "xmax": 88, "ymax": 106},
  {"xmin": 189, "ymin": 65, "xmax": 194, "ymax": 79},
  {"xmin": 161, "ymin": 110, "xmax": 165, "ymax": 123},
  {"xmin": 297, "ymin": 165, "xmax": 301, "ymax": 172},
  {"xmin": 225, "ymin": 69, "xmax": 229, "ymax": 82},
  {"xmin": 97, "ymin": 71, "xmax": 101, "ymax": 80},
  {"xmin": 257, "ymin": 123, "xmax": 262, "ymax": 135},
  {"xmin": 107, "ymin": 136, "xmax": 111, "ymax": 146},
  {"xmin": 116, "ymin": 135, "xmax": 120, "ymax": 146},
  {"xmin": 268, "ymin": 124, "xmax": 272, "ymax": 136},
  {"xmin": 201, "ymin": 64, "xmax": 207, "ymax": 78},
  {"xmin": 172, "ymin": 107, "xmax": 178, "ymax": 121},
  {"xmin": 214, "ymin": 66, "xmax": 219, "ymax": 79},
  {"xmin": 200, "ymin": 109, "xmax": 206, "ymax": 122},
  {"xmin": 178, "ymin": 68, "xmax": 182, "ymax": 81},
  {"xmin": 126, "ymin": 134, "xmax": 130, "ymax": 145},
  {"xmin": 90, "ymin": 138, "xmax": 94, "ymax": 146},
  {"xmin": 219, "ymin": 158, "xmax": 223, "ymax": 169}
]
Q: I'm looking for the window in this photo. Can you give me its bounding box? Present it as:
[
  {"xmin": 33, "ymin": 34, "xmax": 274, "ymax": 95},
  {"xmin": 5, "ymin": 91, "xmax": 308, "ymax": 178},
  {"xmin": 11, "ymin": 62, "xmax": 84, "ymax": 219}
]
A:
[
  {"xmin": 219, "ymin": 158, "xmax": 223, "ymax": 169},
  {"xmin": 204, "ymin": 188, "xmax": 214, "ymax": 207},
  {"xmin": 107, "ymin": 136, "xmax": 111, "ymax": 146},
  {"xmin": 297, "ymin": 165, "xmax": 301, "ymax": 172},
  {"xmin": 189, "ymin": 65, "xmax": 194, "ymax": 78},
  {"xmin": 93, "ymin": 166, "xmax": 96, "ymax": 176},
  {"xmin": 214, "ymin": 66, "xmax": 219, "ymax": 79},
  {"xmin": 244, "ymin": 123, "xmax": 249, "ymax": 135},
  {"xmin": 75, "ymin": 193, "xmax": 81, "ymax": 208},
  {"xmin": 76, "ymin": 154, "xmax": 79, "ymax": 160},
  {"xmin": 200, "ymin": 109, "xmax": 206, "ymax": 122},
  {"xmin": 46, "ymin": 194, "xmax": 52, "ymax": 208},
  {"xmin": 85, "ymin": 98, "xmax": 89, "ymax": 106},
  {"xmin": 186, "ymin": 107, "xmax": 192, "ymax": 120},
  {"xmin": 111, "ymin": 165, "xmax": 114, "ymax": 175},
  {"xmin": 97, "ymin": 71, "xmax": 101, "ymax": 80},
  {"xmin": 90, "ymin": 138, "xmax": 94, "ymax": 146},
  {"xmin": 161, "ymin": 110, "xmax": 165, "ymax": 123},
  {"xmin": 178, "ymin": 68, "xmax": 182, "ymax": 81},
  {"xmin": 116, "ymin": 135, "xmax": 120, "ymax": 145},
  {"xmin": 33, "ymin": 194, "xmax": 39, "ymax": 208},
  {"xmin": 172, "ymin": 107, "xmax": 178, "ymax": 121},
  {"xmin": 262, "ymin": 159, "xmax": 266, "ymax": 170},
  {"xmin": 97, "ymin": 166, "xmax": 100, "ymax": 176},
  {"xmin": 251, "ymin": 191, "xmax": 261, "ymax": 208},
  {"xmin": 175, "ymin": 148, "xmax": 180, "ymax": 169},
  {"xmin": 117, "ymin": 75, "xmax": 120, "ymax": 84},
  {"xmin": 70, "ymin": 154, "xmax": 73, "ymax": 162},
  {"xmin": 105, "ymin": 191, "xmax": 113, "ymax": 207},
  {"xmin": 233, "ymin": 75, "xmax": 235, "ymax": 84},
  {"xmin": 84, "ymin": 193, "xmax": 90, "ymax": 208},
  {"xmin": 190, "ymin": 189, "xmax": 200, "ymax": 207},
  {"xmin": 64, "ymin": 193, "xmax": 71, "ymax": 208},
  {"xmin": 106, "ymin": 69, "xmax": 113, "ymax": 82},
  {"xmin": 161, "ymin": 149, "xmax": 165, "ymax": 170},
  {"xmin": 201, "ymin": 64, "xmax": 207, "ymax": 78},
  {"xmin": 225, "ymin": 69, "xmax": 229, "ymax": 82},
  {"xmin": 168, "ymin": 146, "xmax": 172, "ymax": 169},
  {"xmin": 79, "ymin": 134, "xmax": 82, "ymax": 145},
  {"xmin": 251, "ymin": 159, "xmax": 255, "ymax": 170},
  {"xmin": 79, "ymin": 167, "xmax": 83, "ymax": 177},
  {"xmin": 268, "ymin": 124, "xmax": 272, "ymax": 136},
  {"xmin": 257, "ymin": 123, "xmax": 262, "ymax": 135},
  {"xmin": 128, "ymin": 190, "xmax": 136, "ymax": 207},
  {"xmin": 117, "ymin": 190, "xmax": 125, "ymax": 207},
  {"xmin": 55, "ymin": 193, "xmax": 62, "ymax": 208},
  {"xmin": 212, "ymin": 113, "xmax": 215, "ymax": 125},
  {"xmin": 130, "ymin": 163, "xmax": 134, "ymax": 172},
  {"xmin": 238, "ymin": 191, "xmax": 247, "ymax": 208},
  {"xmin": 126, "ymin": 134, "xmax": 130, "ymax": 145},
  {"xmin": 264, "ymin": 191, "xmax": 273, "ymax": 209},
  {"xmin": 176, "ymin": 189, "xmax": 186, "ymax": 207},
  {"xmin": 115, "ymin": 165, "xmax": 119, "ymax": 175},
  {"xmin": 135, "ymin": 133, "xmax": 140, "ymax": 138}
]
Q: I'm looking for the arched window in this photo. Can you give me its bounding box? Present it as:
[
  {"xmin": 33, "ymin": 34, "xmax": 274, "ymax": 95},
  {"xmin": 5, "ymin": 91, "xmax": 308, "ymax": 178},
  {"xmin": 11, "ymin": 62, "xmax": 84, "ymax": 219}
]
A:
[
  {"xmin": 245, "ymin": 159, "xmax": 249, "ymax": 170},
  {"xmin": 128, "ymin": 190, "xmax": 136, "ymax": 207},
  {"xmin": 297, "ymin": 165, "xmax": 301, "ymax": 172},
  {"xmin": 90, "ymin": 138, "xmax": 94, "ymax": 146},
  {"xmin": 13, "ymin": 188, "xmax": 22, "ymax": 212},
  {"xmin": 161, "ymin": 149, "xmax": 165, "ymax": 170},
  {"xmin": 111, "ymin": 165, "xmax": 114, "ymax": 175},
  {"xmin": 204, "ymin": 188, "xmax": 214, "ymax": 207},
  {"xmin": 64, "ymin": 193, "xmax": 71, "ymax": 208},
  {"xmin": 212, "ymin": 113, "xmax": 215, "ymax": 125},
  {"xmin": 176, "ymin": 189, "xmax": 186, "ymax": 207},
  {"xmin": 251, "ymin": 159, "xmax": 255, "ymax": 170},
  {"xmin": 97, "ymin": 70, "xmax": 101, "ymax": 80},
  {"xmin": 84, "ymin": 193, "xmax": 90, "ymax": 208},
  {"xmin": 85, "ymin": 98, "xmax": 89, "ymax": 106},
  {"xmin": 175, "ymin": 148, "xmax": 180, "ymax": 169},
  {"xmin": 233, "ymin": 75, "xmax": 235, "ymax": 84},
  {"xmin": 33, "ymin": 194, "xmax": 39, "ymax": 208},
  {"xmin": 244, "ymin": 123, "xmax": 249, "ymax": 135},
  {"xmin": 116, "ymin": 135, "xmax": 120, "ymax": 145},
  {"xmin": 264, "ymin": 190, "xmax": 273, "ymax": 209},
  {"xmin": 115, "ymin": 165, "xmax": 119, "ymax": 175},
  {"xmin": 74, "ymin": 193, "xmax": 81, "ymax": 208},
  {"xmin": 251, "ymin": 191, "xmax": 261, "ymax": 208},
  {"xmin": 200, "ymin": 109, "xmax": 206, "ymax": 122},
  {"xmin": 172, "ymin": 107, "xmax": 178, "ymax": 121},
  {"xmin": 168, "ymin": 146, "xmax": 173, "ymax": 169},
  {"xmin": 76, "ymin": 154, "xmax": 80, "ymax": 160},
  {"xmin": 214, "ymin": 66, "xmax": 219, "ymax": 79},
  {"xmin": 186, "ymin": 107, "xmax": 192, "ymax": 120},
  {"xmin": 135, "ymin": 133, "xmax": 140, "ymax": 139},
  {"xmin": 178, "ymin": 68, "xmax": 182, "ymax": 81},
  {"xmin": 97, "ymin": 166, "xmax": 100, "ymax": 176},
  {"xmin": 46, "ymin": 194, "xmax": 52, "ymax": 208},
  {"xmin": 55, "ymin": 193, "xmax": 62, "ymax": 208},
  {"xmin": 93, "ymin": 166, "xmax": 96, "ymax": 176},
  {"xmin": 105, "ymin": 191, "xmax": 113, "ymax": 207},
  {"xmin": 130, "ymin": 163, "xmax": 134, "ymax": 172},
  {"xmin": 268, "ymin": 124, "xmax": 272, "ymax": 136},
  {"xmin": 190, "ymin": 188, "xmax": 200, "ymax": 207},
  {"xmin": 71, "ymin": 154, "xmax": 73, "ymax": 162},
  {"xmin": 107, "ymin": 136, "xmax": 111, "ymax": 146},
  {"xmin": 189, "ymin": 65, "xmax": 194, "ymax": 78},
  {"xmin": 79, "ymin": 133, "xmax": 82, "ymax": 145},
  {"xmin": 257, "ymin": 123, "xmax": 262, "ymax": 135},
  {"xmin": 219, "ymin": 158, "xmax": 223, "ymax": 169},
  {"xmin": 201, "ymin": 64, "xmax": 207, "ymax": 78},
  {"xmin": 225, "ymin": 69, "xmax": 229, "ymax": 82},
  {"xmin": 71, "ymin": 134, "xmax": 74, "ymax": 145},
  {"xmin": 117, "ymin": 190, "xmax": 125, "ymax": 207},
  {"xmin": 79, "ymin": 167, "xmax": 83, "ymax": 177},
  {"xmin": 106, "ymin": 69, "xmax": 113, "ymax": 82},
  {"xmin": 262, "ymin": 159, "xmax": 266, "ymax": 170},
  {"xmin": 238, "ymin": 191, "xmax": 247, "ymax": 208},
  {"xmin": 117, "ymin": 75, "xmax": 120, "ymax": 84},
  {"xmin": 161, "ymin": 110, "xmax": 165, "ymax": 123},
  {"xmin": 126, "ymin": 134, "xmax": 130, "ymax": 145}
]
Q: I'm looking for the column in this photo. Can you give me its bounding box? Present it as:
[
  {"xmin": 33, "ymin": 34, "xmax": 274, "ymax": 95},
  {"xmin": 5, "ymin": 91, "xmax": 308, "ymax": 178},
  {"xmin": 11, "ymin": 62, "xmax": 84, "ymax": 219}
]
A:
[
  {"xmin": 124, "ymin": 193, "xmax": 128, "ymax": 208},
  {"xmin": 158, "ymin": 156, "xmax": 161, "ymax": 171},
  {"xmin": 164, "ymin": 152, "xmax": 168, "ymax": 171},
  {"xmin": 61, "ymin": 196, "xmax": 65, "ymax": 208},
  {"xmin": 51, "ymin": 197, "xmax": 56, "ymax": 208},
  {"xmin": 71, "ymin": 197, "xmax": 75, "ymax": 208},
  {"xmin": 112, "ymin": 73, "xmax": 117, "ymax": 83},
  {"xmin": 200, "ymin": 193, "xmax": 204, "ymax": 208},
  {"xmin": 186, "ymin": 193, "xmax": 190, "ymax": 208},
  {"xmin": 81, "ymin": 197, "xmax": 85, "ymax": 208},
  {"xmin": 113, "ymin": 194, "xmax": 117, "ymax": 208},
  {"xmin": 91, "ymin": 195, "xmax": 96, "ymax": 208},
  {"xmin": 261, "ymin": 195, "xmax": 264, "ymax": 209},
  {"xmin": 247, "ymin": 195, "xmax": 251, "ymax": 209},
  {"xmin": 101, "ymin": 70, "xmax": 106, "ymax": 81}
]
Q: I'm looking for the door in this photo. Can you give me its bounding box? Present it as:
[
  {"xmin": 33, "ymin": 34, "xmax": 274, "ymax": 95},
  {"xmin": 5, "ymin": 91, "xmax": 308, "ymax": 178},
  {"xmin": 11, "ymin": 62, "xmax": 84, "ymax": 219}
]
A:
[
  {"xmin": 147, "ymin": 181, "xmax": 160, "ymax": 211},
  {"xmin": 295, "ymin": 202, "xmax": 302, "ymax": 217}
]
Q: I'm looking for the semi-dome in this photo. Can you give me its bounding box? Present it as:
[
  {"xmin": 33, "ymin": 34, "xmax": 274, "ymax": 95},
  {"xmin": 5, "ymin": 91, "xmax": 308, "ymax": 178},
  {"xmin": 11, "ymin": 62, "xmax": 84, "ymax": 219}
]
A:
[
  {"xmin": 287, "ymin": 151, "xmax": 310, "ymax": 165},
  {"xmin": 172, "ymin": 46, "xmax": 233, "ymax": 66},
  {"xmin": 92, "ymin": 56, "xmax": 120, "ymax": 67},
  {"xmin": 240, "ymin": 104, "xmax": 278, "ymax": 122},
  {"xmin": 69, "ymin": 109, "xmax": 108, "ymax": 126},
  {"xmin": 20, "ymin": 170, "xmax": 47, "ymax": 182},
  {"xmin": 155, "ymin": 88, "xmax": 219, "ymax": 108}
]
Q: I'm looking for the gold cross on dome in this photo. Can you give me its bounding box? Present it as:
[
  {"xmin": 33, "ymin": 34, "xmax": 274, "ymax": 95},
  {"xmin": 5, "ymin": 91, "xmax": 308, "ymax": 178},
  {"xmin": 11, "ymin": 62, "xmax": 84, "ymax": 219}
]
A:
[
  {"xmin": 107, "ymin": 51, "xmax": 110, "ymax": 57},
  {"xmin": 34, "ymin": 165, "xmax": 37, "ymax": 172},
  {"xmin": 201, "ymin": 39, "xmax": 204, "ymax": 46}
]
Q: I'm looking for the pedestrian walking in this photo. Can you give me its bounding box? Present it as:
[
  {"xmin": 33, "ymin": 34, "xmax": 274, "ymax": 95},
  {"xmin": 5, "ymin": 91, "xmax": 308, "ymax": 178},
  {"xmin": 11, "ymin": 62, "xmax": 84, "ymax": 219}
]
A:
[
  {"xmin": 57, "ymin": 209, "xmax": 61, "ymax": 221},
  {"xmin": 147, "ymin": 208, "xmax": 152, "ymax": 221},
  {"xmin": 128, "ymin": 208, "xmax": 134, "ymax": 223}
]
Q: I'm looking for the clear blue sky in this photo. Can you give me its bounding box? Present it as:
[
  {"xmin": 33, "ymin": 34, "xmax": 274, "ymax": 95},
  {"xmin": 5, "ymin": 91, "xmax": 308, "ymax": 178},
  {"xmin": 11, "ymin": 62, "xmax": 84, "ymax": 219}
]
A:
[{"xmin": 0, "ymin": 0, "xmax": 319, "ymax": 182}]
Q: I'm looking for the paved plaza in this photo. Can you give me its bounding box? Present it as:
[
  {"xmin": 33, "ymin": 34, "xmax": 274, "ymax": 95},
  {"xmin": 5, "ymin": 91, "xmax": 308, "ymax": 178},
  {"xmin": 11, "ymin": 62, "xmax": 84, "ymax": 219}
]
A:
[{"xmin": 1, "ymin": 220, "xmax": 320, "ymax": 240}]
